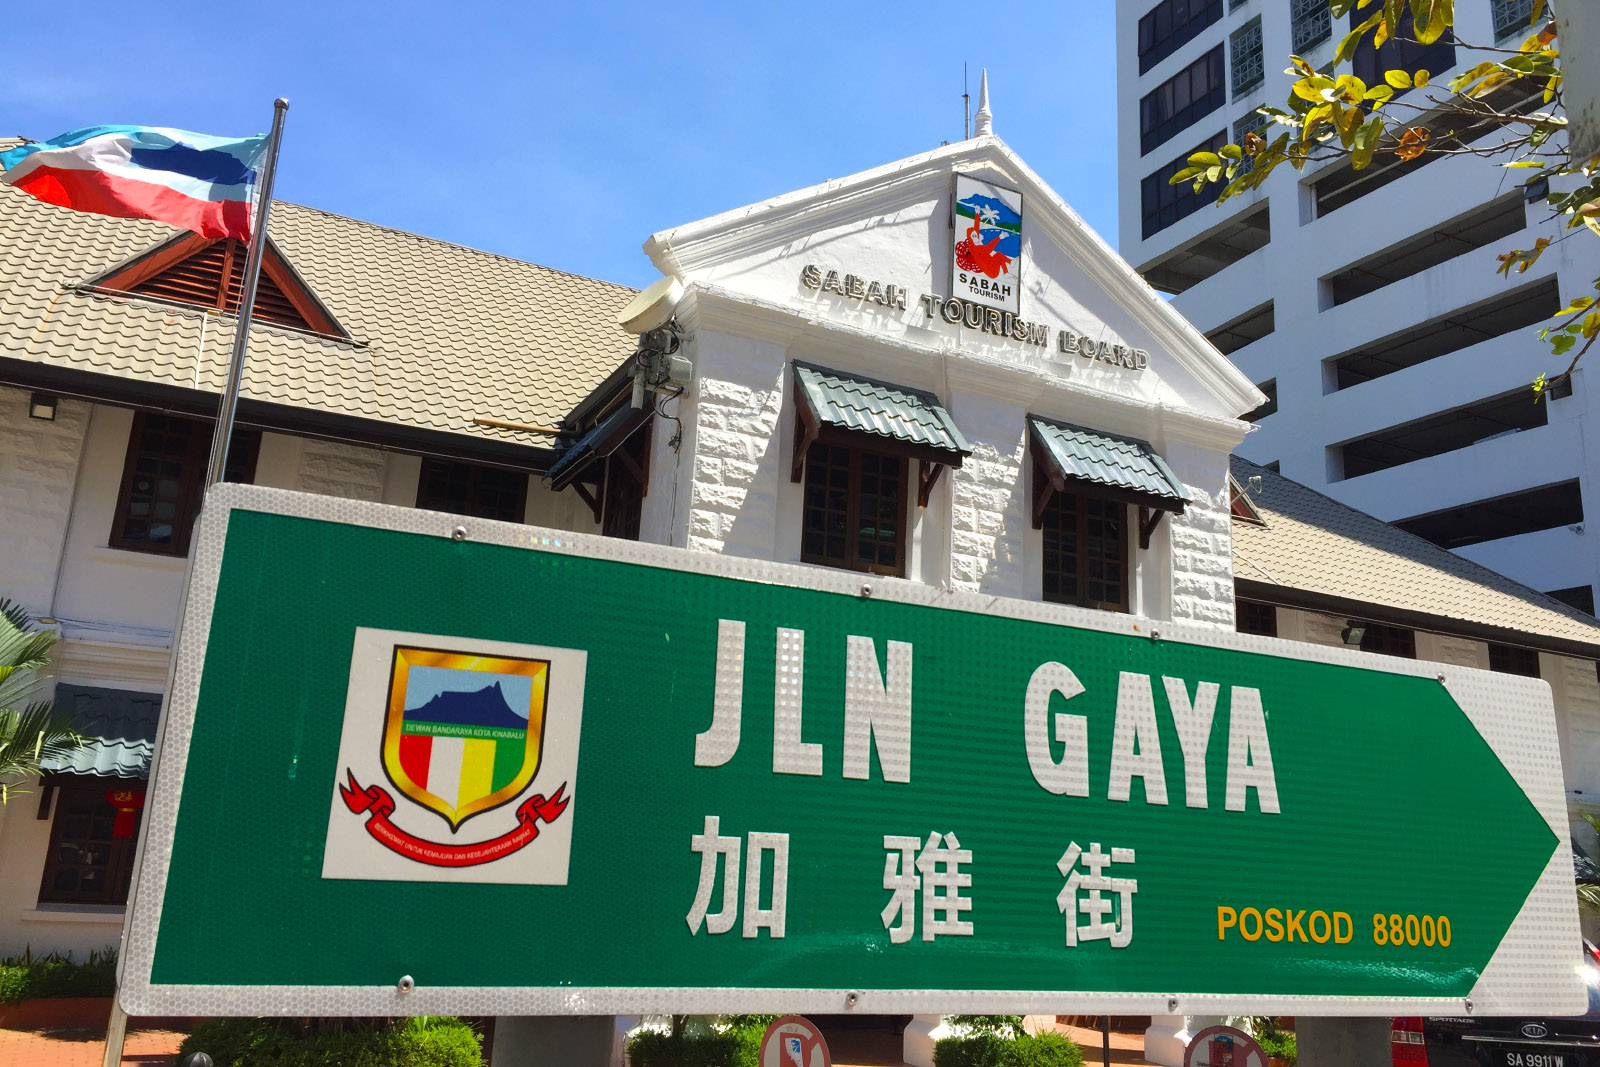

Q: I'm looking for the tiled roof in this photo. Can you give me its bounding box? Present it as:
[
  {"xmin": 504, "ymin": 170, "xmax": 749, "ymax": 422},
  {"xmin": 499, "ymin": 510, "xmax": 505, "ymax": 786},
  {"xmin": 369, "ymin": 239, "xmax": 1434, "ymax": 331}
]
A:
[
  {"xmin": 0, "ymin": 139, "xmax": 638, "ymax": 445},
  {"xmin": 44, "ymin": 684, "xmax": 160, "ymax": 779},
  {"xmin": 1231, "ymin": 457, "xmax": 1600, "ymax": 653},
  {"xmin": 793, "ymin": 362, "xmax": 970, "ymax": 457},
  {"xmin": 1029, "ymin": 417, "xmax": 1189, "ymax": 509}
]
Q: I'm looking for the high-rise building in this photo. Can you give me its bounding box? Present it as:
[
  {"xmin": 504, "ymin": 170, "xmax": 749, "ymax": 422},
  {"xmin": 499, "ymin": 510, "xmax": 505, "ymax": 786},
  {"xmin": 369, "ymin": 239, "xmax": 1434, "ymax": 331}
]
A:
[{"xmin": 1115, "ymin": 0, "xmax": 1600, "ymax": 612}]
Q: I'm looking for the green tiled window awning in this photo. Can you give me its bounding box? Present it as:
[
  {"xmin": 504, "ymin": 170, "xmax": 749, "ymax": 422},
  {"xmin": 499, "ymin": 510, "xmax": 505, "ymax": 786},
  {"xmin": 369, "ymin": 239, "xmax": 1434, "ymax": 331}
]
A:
[
  {"xmin": 546, "ymin": 402, "xmax": 651, "ymax": 492},
  {"xmin": 792, "ymin": 362, "xmax": 971, "ymax": 506},
  {"xmin": 42, "ymin": 683, "xmax": 160, "ymax": 779},
  {"xmin": 1028, "ymin": 416, "xmax": 1190, "ymax": 536}
]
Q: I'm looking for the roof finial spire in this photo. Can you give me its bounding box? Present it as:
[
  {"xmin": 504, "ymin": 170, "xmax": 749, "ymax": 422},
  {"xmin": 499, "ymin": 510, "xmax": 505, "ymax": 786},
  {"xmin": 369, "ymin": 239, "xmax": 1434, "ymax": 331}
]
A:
[{"xmin": 973, "ymin": 68, "xmax": 993, "ymax": 137}]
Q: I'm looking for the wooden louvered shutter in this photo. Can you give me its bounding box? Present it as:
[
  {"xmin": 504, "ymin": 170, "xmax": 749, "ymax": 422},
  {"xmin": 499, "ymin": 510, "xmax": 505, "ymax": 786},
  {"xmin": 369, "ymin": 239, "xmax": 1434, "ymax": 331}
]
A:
[{"xmin": 121, "ymin": 239, "xmax": 321, "ymax": 332}]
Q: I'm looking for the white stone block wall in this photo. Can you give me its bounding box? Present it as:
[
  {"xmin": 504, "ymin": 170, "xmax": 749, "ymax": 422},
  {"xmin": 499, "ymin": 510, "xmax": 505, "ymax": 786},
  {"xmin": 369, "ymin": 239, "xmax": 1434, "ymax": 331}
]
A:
[
  {"xmin": 296, "ymin": 438, "xmax": 388, "ymax": 501},
  {"xmin": 0, "ymin": 386, "xmax": 88, "ymax": 615},
  {"xmin": 946, "ymin": 397, "xmax": 1028, "ymax": 600},
  {"xmin": 1165, "ymin": 445, "xmax": 1233, "ymax": 629},
  {"xmin": 676, "ymin": 335, "xmax": 787, "ymax": 561}
]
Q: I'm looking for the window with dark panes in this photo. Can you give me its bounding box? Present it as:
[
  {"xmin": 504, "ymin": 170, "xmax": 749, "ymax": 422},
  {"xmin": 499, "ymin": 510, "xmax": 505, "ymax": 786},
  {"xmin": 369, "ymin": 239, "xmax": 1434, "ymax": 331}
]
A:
[
  {"xmin": 1138, "ymin": 0, "xmax": 1224, "ymax": 74},
  {"xmin": 601, "ymin": 427, "xmax": 650, "ymax": 541},
  {"xmin": 416, "ymin": 459, "xmax": 527, "ymax": 523},
  {"xmin": 38, "ymin": 779, "xmax": 143, "ymax": 906},
  {"xmin": 1489, "ymin": 642, "xmax": 1541, "ymax": 677},
  {"xmin": 1491, "ymin": 0, "xmax": 1534, "ymax": 40},
  {"xmin": 1142, "ymin": 131, "xmax": 1227, "ymax": 238},
  {"xmin": 1237, "ymin": 600, "xmax": 1277, "ymax": 636},
  {"xmin": 1140, "ymin": 45, "xmax": 1227, "ymax": 155},
  {"xmin": 1231, "ymin": 18, "xmax": 1264, "ymax": 94},
  {"xmin": 801, "ymin": 442, "xmax": 907, "ymax": 577},
  {"xmin": 1041, "ymin": 489, "xmax": 1129, "ymax": 612},
  {"xmin": 1350, "ymin": 7, "xmax": 1454, "ymax": 95},
  {"xmin": 1290, "ymin": 0, "xmax": 1332, "ymax": 53},
  {"xmin": 110, "ymin": 412, "xmax": 258, "ymax": 555},
  {"xmin": 1361, "ymin": 622, "xmax": 1416, "ymax": 658}
]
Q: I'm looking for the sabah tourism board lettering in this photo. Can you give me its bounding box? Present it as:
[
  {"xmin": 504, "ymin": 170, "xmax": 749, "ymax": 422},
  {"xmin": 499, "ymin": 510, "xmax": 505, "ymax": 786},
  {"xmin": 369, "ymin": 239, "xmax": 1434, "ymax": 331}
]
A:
[{"xmin": 685, "ymin": 622, "xmax": 1288, "ymax": 951}]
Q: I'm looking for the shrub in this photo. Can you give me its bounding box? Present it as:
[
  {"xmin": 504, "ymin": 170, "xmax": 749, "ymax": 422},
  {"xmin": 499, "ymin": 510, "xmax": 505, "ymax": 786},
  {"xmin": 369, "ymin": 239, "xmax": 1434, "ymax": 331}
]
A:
[
  {"xmin": 934, "ymin": 1031, "xmax": 1084, "ymax": 1067},
  {"xmin": 175, "ymin": 1016, "xmax": 484, "ymax": 1067},
  {"xmin": 627, "ymin": 1022, "xmax": 763, "ymax": 1067},
  {"xmin": 948, "ymin": 1016, "xmax": 1027, "ymax": 1038},
  {"xmin": 0, "ymin": 946, "xmax": 117, "ymax": 1003},
  {"xmin": 1258, "ymin": 1030, "xmax": 1297, "ymax": 1064}
]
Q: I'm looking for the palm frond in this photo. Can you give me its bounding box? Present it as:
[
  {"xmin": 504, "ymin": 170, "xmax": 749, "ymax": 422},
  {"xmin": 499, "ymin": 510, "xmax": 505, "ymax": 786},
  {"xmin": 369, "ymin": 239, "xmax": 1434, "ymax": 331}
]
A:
[
  {"xmin": 0, "ymin": 701, "xmax": 83, "ymax": 785},
  {"xmin": 0, "ymin": 599, "xmax": 34, "ymax": 633},
  {"xmin": 1580, "ymin": 883, "xmax": 1600, "ymax": 917}
]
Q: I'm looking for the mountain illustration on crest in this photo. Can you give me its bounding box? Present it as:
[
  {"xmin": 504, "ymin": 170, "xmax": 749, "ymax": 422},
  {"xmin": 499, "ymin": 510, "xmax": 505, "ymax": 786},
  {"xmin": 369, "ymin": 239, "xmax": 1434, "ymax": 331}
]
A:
[{"xmin": 404, "ymin": 681, "xmax": 526, "ymax": 730}]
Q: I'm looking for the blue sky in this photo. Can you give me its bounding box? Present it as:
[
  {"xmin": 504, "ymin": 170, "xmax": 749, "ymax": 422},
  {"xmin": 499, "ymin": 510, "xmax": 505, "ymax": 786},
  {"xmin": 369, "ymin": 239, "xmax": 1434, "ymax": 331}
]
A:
[{"xmin": 2, "ymin": 2, "xmax": 1119, "ymax": 290}]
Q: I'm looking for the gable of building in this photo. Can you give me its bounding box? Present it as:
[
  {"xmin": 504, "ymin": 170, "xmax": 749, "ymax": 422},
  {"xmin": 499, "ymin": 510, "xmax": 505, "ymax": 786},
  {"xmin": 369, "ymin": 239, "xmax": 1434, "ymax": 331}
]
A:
[{"xmin": 643, "ymin": 135, "xmax": 1265, "ymax": 423}]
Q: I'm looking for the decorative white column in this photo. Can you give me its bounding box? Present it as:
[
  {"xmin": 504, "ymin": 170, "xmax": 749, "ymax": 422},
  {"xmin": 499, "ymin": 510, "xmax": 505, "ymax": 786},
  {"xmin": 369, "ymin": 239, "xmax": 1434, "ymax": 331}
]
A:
[{"xmin": 903, "ymin": 1014, "xmax": 952, "ymax": 1067}]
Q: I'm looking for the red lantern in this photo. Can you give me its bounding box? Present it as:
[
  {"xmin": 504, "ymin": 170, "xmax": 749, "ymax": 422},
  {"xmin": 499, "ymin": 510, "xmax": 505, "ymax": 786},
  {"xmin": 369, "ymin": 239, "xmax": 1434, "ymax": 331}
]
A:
[{"xmin": 105, "ymin": 788, "xmax": 146, "ymax": 839}]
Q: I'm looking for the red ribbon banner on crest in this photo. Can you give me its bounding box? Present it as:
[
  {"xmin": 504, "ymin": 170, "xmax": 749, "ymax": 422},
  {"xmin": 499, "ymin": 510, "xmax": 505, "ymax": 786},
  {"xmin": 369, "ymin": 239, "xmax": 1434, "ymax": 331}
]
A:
[{"xmin": 338, "ymin": 771, "xmax": 569, "ymax": 868}]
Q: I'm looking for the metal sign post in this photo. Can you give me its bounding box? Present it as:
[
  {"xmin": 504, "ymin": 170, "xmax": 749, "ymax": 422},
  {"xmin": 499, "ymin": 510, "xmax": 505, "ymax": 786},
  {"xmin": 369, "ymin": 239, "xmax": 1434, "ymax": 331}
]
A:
[{"xmin": 120, "ymin": 484, "xmax": 1585, "ymax": 1020}]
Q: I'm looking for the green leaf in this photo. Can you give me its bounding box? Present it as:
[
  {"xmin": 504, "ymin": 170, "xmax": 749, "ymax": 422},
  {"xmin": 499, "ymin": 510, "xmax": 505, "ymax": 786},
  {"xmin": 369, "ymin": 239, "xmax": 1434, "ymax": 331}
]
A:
[
  {"xmin": 1169, "ymin": 167, "xmax": 1204, "ymax": 185},
  {"xmin": 1338, "ymin": 13, "xmax": 1383, "ymax": 62},
  {"xmin": 1219, "ymin": 143, "xmax": 1244, "ymax": 160},
  {"xmin": 1351, "ymin": 115, "xmax": 1384, "ymax": 170},
  {"xmin": 1552, "ymin": 334, "xmax": 1577, "ymax": 355},
  {"xmin": 1188, "ymin": 151, "xmax": 1222, "ymax": 167}
]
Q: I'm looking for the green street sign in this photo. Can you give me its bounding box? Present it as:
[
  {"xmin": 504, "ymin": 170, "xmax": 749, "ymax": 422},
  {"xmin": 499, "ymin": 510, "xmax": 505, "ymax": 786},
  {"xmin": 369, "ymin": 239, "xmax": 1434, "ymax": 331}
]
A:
[{"xmin": 121, "ymin": 486, "xmax": 1586, "ymax": 1018}]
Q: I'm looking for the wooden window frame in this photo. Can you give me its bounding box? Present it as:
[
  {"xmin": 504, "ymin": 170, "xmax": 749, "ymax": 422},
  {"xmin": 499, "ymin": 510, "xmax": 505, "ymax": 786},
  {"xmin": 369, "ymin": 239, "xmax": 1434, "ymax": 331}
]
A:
[
  {"xmin": 37, "ymin": 777, "xmax": 144, "ymax": 907},
  {"xmin": 416, "ymin": 458, "xmax": 530, "ymax": 524},
  {"xmin": 1488, "ymin": 642, "xmax": 1541, "ymax": 678},
  {"xmin": 799, "ymin": 440, "xmax": 910, "ymax": 579},
  {"xmin": 1237, "ymin": 599, "xmax": 1278, "ymax": 637},
  {"xmin": 1360, "ymin": 622, "xmax": 1416, "ymax": 658},
  {"xmin": 599, "ymin": 426, "xmax": 651, "ymax": 541},
  {"xmin": 108, "ymin": 412, "xmax": 259, "ymax": 556},
  {"xmin": 1039, "ymin": 484, "xmax": 1132, "ymax": 613}
]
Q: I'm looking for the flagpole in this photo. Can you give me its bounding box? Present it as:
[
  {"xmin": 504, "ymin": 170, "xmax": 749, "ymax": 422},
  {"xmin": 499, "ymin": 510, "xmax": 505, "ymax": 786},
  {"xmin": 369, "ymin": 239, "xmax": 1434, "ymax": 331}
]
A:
[
  {"xmin": 102, "ymin": 102, "xmax": 290, "ymax": 1067},
  {"xmin": 203, "ymin": 97, "xmax": 289, "ymax": 489}
]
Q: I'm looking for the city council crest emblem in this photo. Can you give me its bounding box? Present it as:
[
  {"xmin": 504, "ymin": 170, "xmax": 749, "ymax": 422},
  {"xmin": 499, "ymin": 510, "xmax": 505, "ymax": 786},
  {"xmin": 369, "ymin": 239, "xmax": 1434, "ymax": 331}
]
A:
[
  {"xmin": 380, "ymin": 646, "xmax": 548, "ymax": 830},
  {"xmin": 323, "ymin": 628, "xmax": 587, "ymax": 885}
]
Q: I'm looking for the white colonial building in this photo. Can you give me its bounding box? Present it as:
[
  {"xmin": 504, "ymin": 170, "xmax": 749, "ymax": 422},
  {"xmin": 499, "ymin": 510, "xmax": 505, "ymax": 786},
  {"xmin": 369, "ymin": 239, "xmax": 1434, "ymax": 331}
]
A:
[
  {"xmin": 1114, "ymin": 0, "xmax": 1600, "ymax": 613},
  {"xmin": 1, "ymin": 88, "xmax": 1597, "ymax": 1064}
]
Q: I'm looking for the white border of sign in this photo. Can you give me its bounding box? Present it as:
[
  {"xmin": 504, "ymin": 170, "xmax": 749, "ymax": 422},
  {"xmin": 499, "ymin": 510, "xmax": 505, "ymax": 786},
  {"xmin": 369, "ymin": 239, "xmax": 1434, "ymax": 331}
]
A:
[{"xmin": 120, "ymin": 484, "xmax": 1586, "ymax": 1018}]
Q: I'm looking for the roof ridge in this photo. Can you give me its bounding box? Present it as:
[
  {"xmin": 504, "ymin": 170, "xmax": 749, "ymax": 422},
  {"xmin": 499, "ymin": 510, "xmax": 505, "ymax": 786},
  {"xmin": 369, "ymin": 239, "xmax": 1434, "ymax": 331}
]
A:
[
  {"xmin": 271, "ymin": 199, "xmax": 641, "ymax": 294},
  {"xmin": 1231, "ymin": 455, "xmax": 1600, "ymax": 626}
]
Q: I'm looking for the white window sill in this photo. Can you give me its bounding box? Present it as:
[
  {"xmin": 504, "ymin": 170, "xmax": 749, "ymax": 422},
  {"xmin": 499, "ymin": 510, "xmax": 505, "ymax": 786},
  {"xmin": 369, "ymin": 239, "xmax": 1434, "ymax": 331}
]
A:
[
  {"xmin": 88, "ymin": 546, "xmax": 188, "ymax": 573},
  {"xmin": 19, "ymin": 906, "xmax": 126, "ymax": 924}
]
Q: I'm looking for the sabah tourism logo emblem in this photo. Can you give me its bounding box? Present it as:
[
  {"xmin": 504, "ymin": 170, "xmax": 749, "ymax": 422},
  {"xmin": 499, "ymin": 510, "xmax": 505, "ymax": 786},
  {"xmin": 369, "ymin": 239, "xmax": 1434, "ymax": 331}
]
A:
[
  {"xmin": 953, "ymin": 173, "xmax": 1022, "ymax": 315},
  {"xmin": 322, "ymin": 628, "xmax": 586, "ymax": 885}
]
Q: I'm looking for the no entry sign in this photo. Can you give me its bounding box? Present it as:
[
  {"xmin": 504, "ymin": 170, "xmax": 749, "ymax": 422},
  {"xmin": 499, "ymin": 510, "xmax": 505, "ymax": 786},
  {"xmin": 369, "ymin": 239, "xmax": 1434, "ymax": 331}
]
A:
[{"xmin": 120, "ymin": 485, "xmax": 1585, "ymax": 1017}]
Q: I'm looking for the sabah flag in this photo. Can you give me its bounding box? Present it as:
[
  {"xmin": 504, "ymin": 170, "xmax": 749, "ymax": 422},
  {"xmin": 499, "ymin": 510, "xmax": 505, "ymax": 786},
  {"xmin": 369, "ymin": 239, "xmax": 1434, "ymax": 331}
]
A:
[{"xmin": 0, "ymin": 125, "xmax": 267, "ymax": 241}]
